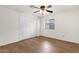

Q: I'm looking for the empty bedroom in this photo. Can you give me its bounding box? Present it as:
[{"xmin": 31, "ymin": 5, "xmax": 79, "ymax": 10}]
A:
[{"xmin": 0, "ymin": 5, "xmax": 79, "ymax": 53}]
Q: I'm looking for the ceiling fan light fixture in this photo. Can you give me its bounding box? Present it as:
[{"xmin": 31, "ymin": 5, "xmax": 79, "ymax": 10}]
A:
[
  {"xmin": 39, "ymin": 10, "xmax": 42, "ymax": 13},
  {"xmin": 43, "ymin": 10, "xmax": 47, "ymax": 14},
  {"xmin": 39, "ymin": 10, "xmax": 47, "ymax": 15}
]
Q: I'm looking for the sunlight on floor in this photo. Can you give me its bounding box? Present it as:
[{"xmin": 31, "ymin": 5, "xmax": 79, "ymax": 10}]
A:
[{"xmin": 41, "ymin": 41, "xmax": 56, "ymax": 52}]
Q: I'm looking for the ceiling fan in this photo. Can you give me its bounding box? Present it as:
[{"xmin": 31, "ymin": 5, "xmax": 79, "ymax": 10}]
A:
[{"xmin": 30, "ymin": 5, "xmax": 53, "ymax": 15}]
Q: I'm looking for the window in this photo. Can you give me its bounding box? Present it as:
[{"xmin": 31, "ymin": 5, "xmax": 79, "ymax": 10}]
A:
[{"xmin": 45, "ymin": 19, "xmax": 55, "ymax": 30}]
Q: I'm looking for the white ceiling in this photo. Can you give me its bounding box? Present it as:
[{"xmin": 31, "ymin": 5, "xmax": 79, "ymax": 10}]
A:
[
  {"xmin": 54, "ymin": 5, "xmax": 79, "ymax": 13},
  {"xmin": 1, "ymin": 5, "xmax": 79, "ymax": 16}
]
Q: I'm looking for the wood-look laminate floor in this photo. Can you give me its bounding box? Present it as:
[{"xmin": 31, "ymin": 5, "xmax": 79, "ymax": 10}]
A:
[{"xmin": 0, "ymin": 36, "xmax": 79, "ymax": 53}]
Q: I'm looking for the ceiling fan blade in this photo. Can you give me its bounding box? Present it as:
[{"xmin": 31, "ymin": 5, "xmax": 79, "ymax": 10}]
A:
[
  {"xmin": 47, "ymin": 5, "xmax": 52, "ymax": 8},
  {"xmin": 33, "ymin": 10, "xmax": 40, "ymax": 13},
  {"xmin": 46, "ymin": 10, "xmax": 53, "ymax": 13},
  {"xmin": 30, "ymin": 5, "xmax": 40, "ymax": 9}
]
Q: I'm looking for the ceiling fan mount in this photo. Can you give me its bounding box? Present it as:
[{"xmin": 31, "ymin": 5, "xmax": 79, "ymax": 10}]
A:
[{"xmin": 40, "ymin": 5, "xmax": 45, "ymax": 10}]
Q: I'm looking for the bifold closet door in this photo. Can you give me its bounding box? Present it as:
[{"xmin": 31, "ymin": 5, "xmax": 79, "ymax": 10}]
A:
[{"xmin": 20, "ymin": 14, "xmax": 37, "ymax": 39}]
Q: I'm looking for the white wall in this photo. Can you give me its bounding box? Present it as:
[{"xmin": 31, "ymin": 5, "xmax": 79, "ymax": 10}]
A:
[
  {"xmin": 41, "ymin": 10, "xmax": 79, "ymax": 43},
  {"xmin": 0, "ymin": 6, "xmax": 38, "ymax": 46},
  {"xmin": 0, "ymin": 6, "xmax": 19, "ymax": 46}
]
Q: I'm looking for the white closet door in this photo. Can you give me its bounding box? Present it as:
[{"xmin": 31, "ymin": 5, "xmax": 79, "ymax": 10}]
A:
[{"xmin": 20, "ymin": 14, "xmax": 37, "ymax": 39}]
